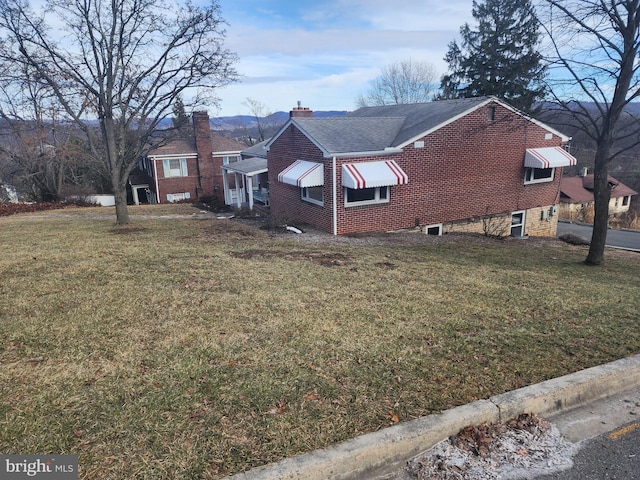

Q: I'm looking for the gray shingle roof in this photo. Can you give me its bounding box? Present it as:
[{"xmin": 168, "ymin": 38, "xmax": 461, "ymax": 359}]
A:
[
  {"xmin": 241, "ymin": 139, "xmax": 269, "ymax": 158},
  {"xmin": 223, "ymin": 157, "xmax": 268, "ymax": 175},
  {"xmin": 292, "ymin": 117, "xmax": 405, "ymax": 154},
  {"xmin": 347, "ymin": 97, "xmax": 492, "ymax": 146},
  {"xmin": 280, "ymin": 97, "xmax": 494, "ymax": 155}
]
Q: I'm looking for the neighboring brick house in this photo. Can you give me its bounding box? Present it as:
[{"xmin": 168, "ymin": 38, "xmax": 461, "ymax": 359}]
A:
[
  {"xmin": 131, "ymin": 112, "xmax": 245, "ymax": 204},
  {"xmin": 559, "ymin": 170, "xmax": 637, "ymax": 221},
  {"xmin": 266, "ymin": 97, "xmax": 577, "ymax": 237}
]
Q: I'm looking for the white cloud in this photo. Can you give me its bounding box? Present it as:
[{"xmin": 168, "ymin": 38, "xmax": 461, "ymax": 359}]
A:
[{"xmin": 215, "ymin": 0, "xmax": 475, "ymax": 116}]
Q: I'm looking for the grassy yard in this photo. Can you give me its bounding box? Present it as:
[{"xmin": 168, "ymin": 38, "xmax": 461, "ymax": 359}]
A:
[{"xmin": 1, "ymin": 204, "xmax": 639, "ymax": 479}]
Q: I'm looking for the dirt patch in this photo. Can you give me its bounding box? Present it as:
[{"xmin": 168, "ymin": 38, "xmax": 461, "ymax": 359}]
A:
[
  {"xmin": 375, "ymin": 261, "xmax": 398, "ymax": 270},
  {"xmin": 229, "ymin": 249, "xmax": 350, "ymax": 267},
  {"xmin": 108, "ymin": 226, "xmax": 148, "ymax": 235},
  {"xmin": 232, "ymin": 216, "xmax": 565, "ymax": 248},
  {"xmin": 201, "ymin": 220, "xmax": 269, "ymax": 240}
]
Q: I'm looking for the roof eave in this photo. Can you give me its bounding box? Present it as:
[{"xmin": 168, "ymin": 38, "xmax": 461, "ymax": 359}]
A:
[
  {"xmin": 213, "ymin": 149, "xmax": 243, "ymax": 156},
  {"xmin": 394, "ymin": 96, "xmax": 571, "ymax": 148},
  {"xmin": 330, "ymin": 147, "xmax": 403, "ymax": 159},
  {"xmin": 148, "ymin": 152, "xmax": 198, "ymax": 159},
  {"xmin": 265, "ymin": 118, "xmax": 332, "ymax": 157}
]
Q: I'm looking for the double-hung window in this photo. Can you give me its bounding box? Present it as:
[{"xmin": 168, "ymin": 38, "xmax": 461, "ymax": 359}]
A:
[{"xmin": 163, "ymin": 158, "xmax": 188, "ymax": 178}]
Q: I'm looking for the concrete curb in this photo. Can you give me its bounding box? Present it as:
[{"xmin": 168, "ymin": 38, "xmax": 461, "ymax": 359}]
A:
[{"xmin": 227, "ymin": 354, "xmax": 640, "ymax": 480}]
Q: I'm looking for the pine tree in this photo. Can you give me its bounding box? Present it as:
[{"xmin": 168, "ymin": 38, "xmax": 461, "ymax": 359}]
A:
[
  {"xmin": 172, "ymin": 96, "xmax": 190, "ymax": 130},
  {"xmin": 440, "ymin": 0, "xmax": 546, "ymax": 112}
]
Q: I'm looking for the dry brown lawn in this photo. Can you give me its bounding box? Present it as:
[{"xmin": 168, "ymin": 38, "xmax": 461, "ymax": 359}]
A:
[{"xmin": 1, "ymin": 204, "xmax": 639, "ymax": 478}]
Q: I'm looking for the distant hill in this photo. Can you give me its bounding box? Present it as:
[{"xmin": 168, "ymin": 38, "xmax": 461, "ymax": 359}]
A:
[
  {"xmin": 210, "ymin": 110, "xmax": 348, "ymax": 132},
  {"xmin": 209, "ymin": 110, "xmax": 348, "ymax": 146},
  {"xmin": 534, "ymin": 101, "xmax": 640, "ymax": 192}
]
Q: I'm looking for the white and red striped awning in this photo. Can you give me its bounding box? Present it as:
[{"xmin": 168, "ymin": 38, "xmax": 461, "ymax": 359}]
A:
[
  {"xmin": 342, "ymin": 160, "xmax": 408, "ymax": 189},
  {"xmin": 525, "ymin": 147, "xmax": 577, "ymax": 169},
  {"xmin": 278, "ymin": 160, "xmax": 324, "ymax": 187}
]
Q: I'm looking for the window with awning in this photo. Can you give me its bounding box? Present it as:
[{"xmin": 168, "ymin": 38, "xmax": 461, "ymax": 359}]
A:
[
  {"xmin": 524, "ymin": 147, "xmax": 577, "ymax": 185},
  {"xmin": 278, "ymin": 160, "xmax": 324, "ymax": 187},
  {"xmin": 342, "ymin": 160, "xmax": 408, "ymax": 189},
  {"xmin": 524, "ymin": 147, "xmax": 577, "ymax": 169}
]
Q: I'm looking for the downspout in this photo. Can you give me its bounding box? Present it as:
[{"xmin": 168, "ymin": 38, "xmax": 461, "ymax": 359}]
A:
[
  {"xmin": 154, "ymin": 158, "xmax": 161, "ymax": 203},
  {"xmin": 332, "ymin": 156, "xmax": 338, "ymax": 236}
]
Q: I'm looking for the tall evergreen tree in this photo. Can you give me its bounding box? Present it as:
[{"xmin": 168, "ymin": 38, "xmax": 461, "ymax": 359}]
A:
[
  {"xmin": 172, "ymin": 96, "xmax": 190, "ymax": 130},
  {"xmin": 440, "ymin": 0, "xmax": 546, "ymax": 112}
]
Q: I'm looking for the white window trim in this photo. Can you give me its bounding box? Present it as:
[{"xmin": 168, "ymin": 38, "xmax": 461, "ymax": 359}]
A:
[
  {"xmin": 510, "ymin": 210, "xmax": 526, "ymax": 237},
  {"xmin": 344, "ymin": 186, "xmax": 390, "ymax": 207},
  {"xmin": 301, "ymin": 186, "xmax": 324, "ymax": 206},
  {"xmin": 425, "ymin": 224, "xmax": 443, "ymax": 236},
  {"xmin": 162, "ymin": 158, "xmax": 188, "ymax": 178},
  {"xmin": 524, "ymin": 167, "xmax": 555, "ymax": 184}
]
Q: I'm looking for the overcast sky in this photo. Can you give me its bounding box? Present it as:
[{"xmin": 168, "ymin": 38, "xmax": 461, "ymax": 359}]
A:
[{"xmin": 215, "ymin": 0, "xmax": 474, "ymax": 117}]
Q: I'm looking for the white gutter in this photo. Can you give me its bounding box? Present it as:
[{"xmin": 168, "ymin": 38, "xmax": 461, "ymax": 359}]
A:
[
  {"xmin": 149, "ymin": 153, "xmax": 197, "ymax": 160},
  {"xmin": 332, "ymin": 156, "xmax": 338, "ymax": 236},
  {"xmin": 327, "ymin": 148, "xmax": 403, "ymax": 159}
]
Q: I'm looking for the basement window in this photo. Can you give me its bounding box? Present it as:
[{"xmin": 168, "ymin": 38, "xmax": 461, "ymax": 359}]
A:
[
  {"xmin": 166, "ymin": 192, "xmax": 191, "ymax": 202},
  {"xmin": 425, "ymin": 224, "xmax": 443, "ymax": 236}
]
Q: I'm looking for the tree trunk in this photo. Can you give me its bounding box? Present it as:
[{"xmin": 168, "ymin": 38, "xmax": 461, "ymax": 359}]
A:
[
  {"xmin": 585, "ymin": 155, "xmax": 611, "ymax": 266},
  {"xmin": 113, "ymin": 170, "xmax": 129, "ymax": 225}
]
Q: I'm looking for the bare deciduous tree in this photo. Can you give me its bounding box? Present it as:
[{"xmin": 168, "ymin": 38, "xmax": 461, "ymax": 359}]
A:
[
  {"xmin": 238, "ymin": 97, "xmax": 285, "ymax": 146},
  {"xmin": 537, "ymin": 0, "xmax": 640, "ymax": 265},
  {"xmin": 0, "ymin": 0, "xmax": 237, "ymax": 224},
  {"xmin": 356, "ymin": 59, "xmax": 438, "ymax": 107},
  {"xmin": 0, "ymin": 66, "xmax": 93, "ymax": 201}
]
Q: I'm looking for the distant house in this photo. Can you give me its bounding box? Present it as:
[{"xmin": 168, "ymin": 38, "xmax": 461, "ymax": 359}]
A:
[
  {"xmin": 559, "ymin": 171, "xmax": 637, "ymax": 221},
  {"xmin": 130, "ymin": 112, "xmax": 245, "ymax": 205},
  {"xmin": 221, "ymin": 139, "xmax": 269, "ymax": 209},
  {"xmin": 265, "ymin": 97, "xmax": 577, "ymax": 237}
]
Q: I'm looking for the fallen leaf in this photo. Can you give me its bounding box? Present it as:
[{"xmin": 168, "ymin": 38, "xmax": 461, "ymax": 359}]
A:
[
  {"xmin": 388, "ymin": 410, "xmax": 399, "ymax": 423},
  {"xmin": 268, "ymin": 402, "xmax": 287, "ymax": 415}
]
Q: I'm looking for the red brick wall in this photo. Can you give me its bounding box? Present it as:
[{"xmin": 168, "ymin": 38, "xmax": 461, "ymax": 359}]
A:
[
  {"xmin": 269, "ymin": 102, "xmax": 565, "ymax": 235},
  {"xmin": 154, "ymin": 156, "xmax": 200, "ymax": 202},
  {"xmin": 268, "ymin": 125, "xmax": 334, "ymax": 232}
]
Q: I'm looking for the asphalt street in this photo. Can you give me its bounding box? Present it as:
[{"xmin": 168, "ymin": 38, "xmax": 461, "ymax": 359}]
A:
[
  {"xmin": 557, "ymin": 221, "xmax": 640, "ymax": 251},
  {"xmin": 532, "ymin": 421, "xmax": 640, "ymax": 479}
]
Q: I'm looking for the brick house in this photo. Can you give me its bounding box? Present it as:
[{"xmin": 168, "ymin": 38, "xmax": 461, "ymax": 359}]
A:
[
  {"xmin": 130, "ymin": 111, "xmax": 245, "ymax": 204},
  {"xmin": 266, "ymin": 97, "xmax": 577, "ymax": 236},
  {"xmin": 559, "ymin": 170, "xmax": 637, "ymax": 221}
]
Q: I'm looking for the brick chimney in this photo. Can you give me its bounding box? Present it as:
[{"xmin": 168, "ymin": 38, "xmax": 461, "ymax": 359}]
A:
[
  {"xmin": 192, "ymin": 111, "xmax": 216, "ymax": 199},
  {"xmin": 290, "ymin": 101, "xmax": 313, "ymax": 118}
]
